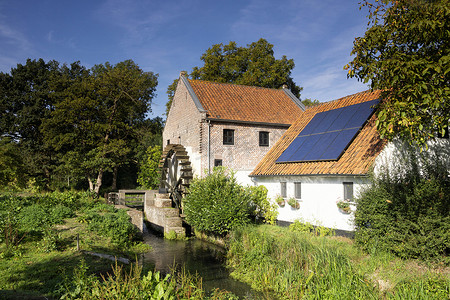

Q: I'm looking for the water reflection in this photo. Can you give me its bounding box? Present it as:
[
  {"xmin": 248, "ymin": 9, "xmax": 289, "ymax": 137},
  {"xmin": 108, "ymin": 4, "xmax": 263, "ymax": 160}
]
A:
[{"xmin": 142, "ymin": 229, "xmax": 271, "ymax": 299}]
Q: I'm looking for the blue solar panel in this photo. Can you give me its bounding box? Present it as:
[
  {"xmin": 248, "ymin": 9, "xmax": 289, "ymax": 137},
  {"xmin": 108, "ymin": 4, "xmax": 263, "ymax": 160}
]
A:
[
  {"xmin": 319, "ymin": 128, "xmax": 360, "ymax": 160},
  {"xmin": 345, "ymin": 100, "xmax": 379, "ymax": 128},
  {"xmin": 276, "ymin": 136, "xmax": 307, "ymax": 162},
  {"xmin": 301, "ymin": 132, "xmax": 338, "ymax": 161},
  {"xmin": 275, "ymin": 99, "xmax": 379, "ymax": 163},
  {"xmin": 299, "ymin": 112, "xmax": 327, "ymax": 136}
]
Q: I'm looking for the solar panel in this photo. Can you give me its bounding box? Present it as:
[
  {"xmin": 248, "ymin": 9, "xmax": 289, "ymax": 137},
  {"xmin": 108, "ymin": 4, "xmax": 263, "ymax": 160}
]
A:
[{"xmin": 276, "ymin": 99, "xmax": 379, "ymax": 163}]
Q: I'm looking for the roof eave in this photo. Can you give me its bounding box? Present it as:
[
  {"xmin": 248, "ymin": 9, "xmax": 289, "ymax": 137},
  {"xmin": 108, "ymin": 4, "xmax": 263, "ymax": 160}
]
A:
[{"xmin": 205, "ymin": 117, "xmax": 291, "ymax": 128}]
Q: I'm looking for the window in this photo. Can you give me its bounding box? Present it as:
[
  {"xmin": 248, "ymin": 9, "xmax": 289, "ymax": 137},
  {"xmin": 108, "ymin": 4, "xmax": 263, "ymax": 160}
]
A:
[
  {"xmin": 294, "ymin": 182, "xmax": 302, "ymax": 199},
  {"xmin": 223, "ymin": 129, "xmax": 235, "ymax": 145},
  {"xmin": 214, "ymin": 159, "xmax": 222, "ymax": 167},
  {"xmin": 343, "ymin": 182, "xmax": 354, "ymax": 201},
  {"xmin": 167, "ymin": 139, "xmax": 170, "ymax": 145},
  {"xmin": 280, "ymin": 182, "xmax": 287, "ymax": 198},
  {"xmin": 259, "ymin": 131, "xmax": 269, "ymax": 147}
]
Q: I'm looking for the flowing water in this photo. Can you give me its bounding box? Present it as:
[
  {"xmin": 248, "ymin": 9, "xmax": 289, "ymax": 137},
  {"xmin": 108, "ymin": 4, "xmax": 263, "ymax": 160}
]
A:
[{"xmin": 141, "ymin": 228, "xmax": 269, "ymax": 299}]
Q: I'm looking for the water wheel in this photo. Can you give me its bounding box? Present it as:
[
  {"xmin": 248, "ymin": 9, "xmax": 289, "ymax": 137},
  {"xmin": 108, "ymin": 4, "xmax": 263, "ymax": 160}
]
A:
[{"xmin": 158, "ymin": 144, "xmax": 193, "ymax": 211}]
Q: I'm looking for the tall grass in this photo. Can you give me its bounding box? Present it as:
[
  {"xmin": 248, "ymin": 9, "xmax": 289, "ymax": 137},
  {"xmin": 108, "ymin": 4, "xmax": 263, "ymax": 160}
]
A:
[{"xmin": 227, "ymin": 225, "xmax": 449, "ymax": 299}]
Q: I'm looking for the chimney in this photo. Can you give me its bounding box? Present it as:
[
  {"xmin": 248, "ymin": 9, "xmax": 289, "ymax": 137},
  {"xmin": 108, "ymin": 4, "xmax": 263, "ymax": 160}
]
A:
[
  {"xmin": 180, "ymin": 71, "xmax": 187, "ymax": 77},
  {"xmin": 282, "ymin": 84, "xmax": 288, "ymax": 89}
]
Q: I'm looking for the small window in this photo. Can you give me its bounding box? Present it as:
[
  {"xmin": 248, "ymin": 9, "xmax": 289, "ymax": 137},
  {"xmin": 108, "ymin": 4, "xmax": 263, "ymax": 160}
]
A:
[
  {"xmin": 280, "ymin": 182, "xmax": 287, "ymax": 198},
  {"xmin": 343, "ymin": 182, "xmax": 354, "ymax": 201},
  {"xmin": 294, "ymin": 182, "xmax": 301, "ymax": 199},
  {"xmin": 214, "ymin": 159, "xmax": 222, "ymax": 167},
  {"xmin": 223, "ymin": 129, "xmax": 235, "ymax": 145},
  {"xmin": 259, "ymin": 131, "xmax": 269, "ymax": 147},
  {"xmin": 167, "ymin": 139, "xmax": 170, "ymax": 145}
]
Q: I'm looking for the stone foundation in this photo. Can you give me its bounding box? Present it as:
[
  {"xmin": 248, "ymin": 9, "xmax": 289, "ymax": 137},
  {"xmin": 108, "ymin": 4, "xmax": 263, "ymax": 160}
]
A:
[{"xmin": 144, "ymin": 192, "xmax": 186, "ymax": 237}]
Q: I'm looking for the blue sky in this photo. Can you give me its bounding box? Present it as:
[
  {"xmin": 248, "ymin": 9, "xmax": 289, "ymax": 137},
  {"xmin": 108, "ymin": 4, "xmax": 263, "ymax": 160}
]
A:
[{"xmin": 0, "ymin": 0, "xmax": 371, "ymax": 118}]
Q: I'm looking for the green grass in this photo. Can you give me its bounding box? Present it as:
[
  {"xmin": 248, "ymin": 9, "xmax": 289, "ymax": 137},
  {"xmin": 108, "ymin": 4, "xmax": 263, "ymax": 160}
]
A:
[{"xmin": 227, "ymin": 225, "xmax": 450, "ymax": 299}]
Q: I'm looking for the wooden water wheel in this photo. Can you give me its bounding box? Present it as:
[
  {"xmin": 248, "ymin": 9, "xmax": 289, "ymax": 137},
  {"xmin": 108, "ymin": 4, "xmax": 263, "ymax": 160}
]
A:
[{"xmin": 158, "ymin": 144, "xmax": 193, "ymax": 211}]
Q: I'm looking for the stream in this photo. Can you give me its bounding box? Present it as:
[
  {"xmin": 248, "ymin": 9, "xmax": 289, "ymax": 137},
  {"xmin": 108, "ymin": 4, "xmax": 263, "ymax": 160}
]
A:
[{"xmin": 141, "ymin": 228, "xmax": 270, "ymax": 299}]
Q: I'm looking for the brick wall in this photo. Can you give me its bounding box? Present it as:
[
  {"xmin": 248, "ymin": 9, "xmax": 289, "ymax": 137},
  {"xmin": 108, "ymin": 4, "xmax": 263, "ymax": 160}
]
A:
[
  {"xmin": 164, "ymin": 78, "xmax": 290, "ymax": 179},
  {"xmin": 201, "ymin": 121, "xmax": 288, "ymax": 173},
  {"xmin": 163, "ymin": 79, "xmax": 205, "ymax": 175}
]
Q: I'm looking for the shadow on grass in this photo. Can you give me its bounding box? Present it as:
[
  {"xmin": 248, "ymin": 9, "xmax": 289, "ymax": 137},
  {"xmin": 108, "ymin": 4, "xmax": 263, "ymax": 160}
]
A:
[{"xmin": 0, "ymin": 250, "xmax": 126, "ymax": 299}]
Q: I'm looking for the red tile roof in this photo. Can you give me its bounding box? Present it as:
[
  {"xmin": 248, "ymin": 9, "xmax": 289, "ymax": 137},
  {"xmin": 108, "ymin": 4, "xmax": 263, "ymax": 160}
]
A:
[
  {"xmin": 188, "ymin": 79, "xmax": 304, "ymax": 124},
  {"xmin": 251, "ymin": 90, "xmax": 387, "ymax": 176}
]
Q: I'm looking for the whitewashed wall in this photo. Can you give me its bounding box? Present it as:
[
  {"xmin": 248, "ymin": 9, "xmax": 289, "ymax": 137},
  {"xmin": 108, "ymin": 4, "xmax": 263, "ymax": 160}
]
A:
[{"xmin": 252, "ymin": 175, "xmax": 370, "ymax": 231}]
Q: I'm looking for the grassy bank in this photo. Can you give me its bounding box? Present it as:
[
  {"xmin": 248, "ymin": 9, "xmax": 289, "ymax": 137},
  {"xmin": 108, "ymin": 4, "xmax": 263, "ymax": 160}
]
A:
[{"xmin": 227, "ymin": 225, "xmax": 449, "ymax": 299}]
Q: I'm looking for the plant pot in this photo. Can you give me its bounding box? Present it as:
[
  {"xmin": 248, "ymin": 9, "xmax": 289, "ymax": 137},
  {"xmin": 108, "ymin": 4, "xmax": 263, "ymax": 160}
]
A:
[
  {"xmin": 278, "ymin": 200, "xmax": 285, "ymax": 207},
  {"xmin": 339, "ymin": 207, "xmax": 351, "ymax": 214}
]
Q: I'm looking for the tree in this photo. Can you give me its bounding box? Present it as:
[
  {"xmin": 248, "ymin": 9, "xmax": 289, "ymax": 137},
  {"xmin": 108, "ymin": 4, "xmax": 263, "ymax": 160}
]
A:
[
  {"xmin": 137, "ymin": 145, "xmax": 162, "ymax": 189},
  {"xmin": 0, "ymin": 59, "xmax": 84, "ymax": 189},
  {"xmin": 166, "ymin": 39, "xmax": 302, "ymax": 116},
  {"xmin": 42, "ymin": 60, "xmax": 158, "ymax": 194},
  {"xmin": 346, "ymin": 0, "xmax": 450, "ymax": 145},
  {"xmin": 302, "ymin": 98, "xmax": 320, "ymax": 107}
]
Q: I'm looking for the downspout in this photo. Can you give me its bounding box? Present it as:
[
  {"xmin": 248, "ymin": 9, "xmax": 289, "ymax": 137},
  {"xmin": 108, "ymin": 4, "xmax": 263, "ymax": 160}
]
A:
[{"xmin": 207, "ymin": 119, "xmax": 211, "ymax": 174}]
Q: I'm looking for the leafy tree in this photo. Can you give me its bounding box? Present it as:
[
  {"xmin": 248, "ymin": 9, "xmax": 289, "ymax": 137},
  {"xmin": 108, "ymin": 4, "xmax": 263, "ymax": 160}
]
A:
[
  {"xmin": 137, "ymin": 145, "xmax": 162, "ymax": 189},
  {"xmin": 346, "ymin": 0, "xmax": 450, "ymax": 145},
  {"xmin": 0, "ymin": 59, "xmax": 87, "ymax": 189},
  {"xmin": 302, "ymin": 98, "xmax": 320, "ymax": 107},
  {"xmin": 0, "ymin": 137, "xmax": 26, "ymax": 189},
  {"xmin": 166, "ymin": 39, "xmax": 302, "ymax": 116},
  {"xmin": 42, "ymin": 60, "xmax": 158, "ymax": 194}
]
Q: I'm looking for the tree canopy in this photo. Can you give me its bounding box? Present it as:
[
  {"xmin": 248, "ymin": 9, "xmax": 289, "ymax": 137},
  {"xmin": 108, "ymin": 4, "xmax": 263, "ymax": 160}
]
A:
[
  {"xmin": 166, "ymin": 39, "xmax": 302, "ymax": 116},
  {"xmin": 346, "ymin": 0, "xmax": 449, "ymax": 145},
  {"xmin": 1, "ymin": 59, "xmax": 160, "ymax": 193}
]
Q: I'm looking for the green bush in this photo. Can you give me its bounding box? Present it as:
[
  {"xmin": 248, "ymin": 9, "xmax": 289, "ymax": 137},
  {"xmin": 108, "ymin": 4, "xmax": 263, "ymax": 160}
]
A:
[
  {"xmin": 86, "ymin": 209, "xmax": 140, "ymax": 248},
  {"xmin": 247, "ymin": 185, "xmax": 278, "ymax": 225},
  {"xmin": 354, "ymin": 143, "xmax": 450, "ymax": 264},
  {"xmin": 183, "ymin": 168, "xmax": 252, "ymax": 236}
]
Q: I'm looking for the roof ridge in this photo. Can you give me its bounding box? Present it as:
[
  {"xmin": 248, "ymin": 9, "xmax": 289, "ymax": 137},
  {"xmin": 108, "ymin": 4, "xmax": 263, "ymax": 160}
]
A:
[
  {"xmin": 188, "ymin": 78, "xmax": 289, "ymax": 92},
  {"xmin": 304, "ymin": 89, "xmax": 378, "ymax": 111}
]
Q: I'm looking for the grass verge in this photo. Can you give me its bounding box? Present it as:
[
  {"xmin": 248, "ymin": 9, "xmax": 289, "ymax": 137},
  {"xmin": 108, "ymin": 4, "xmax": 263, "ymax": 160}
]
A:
[{"xmin": 227, "ymin": 225, "xmax": 449, "ymax": 299}]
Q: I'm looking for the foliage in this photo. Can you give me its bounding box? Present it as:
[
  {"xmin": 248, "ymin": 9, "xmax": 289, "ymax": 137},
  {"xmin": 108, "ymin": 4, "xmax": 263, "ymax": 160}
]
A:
[
  {"xmin": 289, "ymin": 220, "xmax": 335, "ymax": 237},
  {"xmin": 183, "ymin": 168, "xmax": 252, "ymax": 236},
  {"xmin": 336, "ymin": 200, "xmax": 350, "ymax": 210},
  {"xmin": 227, "ymin": 225, "xmax": 377, "ymax": 299},
  {"xmin": 1, "ymin": 58, "xmax": 158, "ymax": 193},
  {"xmin": 84, "ymin": 208, "xmax": 141, "ymax": 248},
  {"xmin": 0, "ymin": 137, "xmax": 27, "ymax": 190},
  {"xmin": 227, "ymin": 225, "xmax": 449, "ymax": 299},
  {"xmin": 354, "ymin": 142, "xmax": 450, "ymax": 264},
  {"xmin": 42, "ymin": 60, "xmax": 158, "ymax": 194},
  {"xmin": 247, "ymin": 185, "xmax": 278, "ymax": 225},
  {"xmin": 301, "ymin": 98, "xmax": 320, "ymax": 107},
  {"xmin": 59, "ymin": 260, "xmax": 238, "ymax": 300},
  {"xmin": 347, "ymin": 0, "xmax": 450, "ymax": 145},
  {"xmin": 166, "ymin": 39, "xmax": 302, "ymax": 115},
  {"xmin": 275, "ymin": 195, "xmax": 285, "ymax": 207},
  {"xmin": 138, "ymin": 145, "xmax": 162, "ymax": 189},
  {"xmin": 287, "ymin": 197, "xmax": 300, "ymax": 209}
]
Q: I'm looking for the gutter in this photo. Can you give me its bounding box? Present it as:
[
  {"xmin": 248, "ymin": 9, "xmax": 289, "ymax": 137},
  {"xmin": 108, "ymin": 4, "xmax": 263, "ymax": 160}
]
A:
[{"xmin": 206, "ymin": 118, "xmax": 291, "ymax": 128}]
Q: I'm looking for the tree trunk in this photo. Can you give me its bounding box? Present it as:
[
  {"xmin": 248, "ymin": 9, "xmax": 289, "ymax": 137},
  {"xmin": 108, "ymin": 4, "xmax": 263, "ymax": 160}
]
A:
[
  {"xmin": 94, "ymin": 168, "xmax": 103, "ymax": 195},
  {"xmin": 87, "ymin": 176, "xmax": 94, "ymax": 192},
  {"xmin": 112, "ymin": 166, "xmax": 118, "ymax": 191}
]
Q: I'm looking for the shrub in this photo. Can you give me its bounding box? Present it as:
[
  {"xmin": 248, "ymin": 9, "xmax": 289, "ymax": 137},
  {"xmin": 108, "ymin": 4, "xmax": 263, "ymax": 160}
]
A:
[
  {"xmin": 247, "ymin": 185, "xmax": 278, "ymax": 225},
  {"xmin": 183, "ymin": 168, "xmax": 252, "ymax": 236},
  {"xmin": 354, "ymin": 142, "xmax": 450, "ymax": 264},
  {"xmin": 86, "ymin": 209, "xmax": 140, "ymax": 248}
]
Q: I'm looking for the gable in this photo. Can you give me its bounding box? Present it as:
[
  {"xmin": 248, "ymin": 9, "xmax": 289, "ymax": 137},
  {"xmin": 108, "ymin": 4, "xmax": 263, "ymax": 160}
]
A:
[
  {"xmin": 251, "ymin": 90, "xmax": 387, "ymax": 176},
  {"xmin": 188, "ymin": 79, "xmax": 304, "ymax": 125}
]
